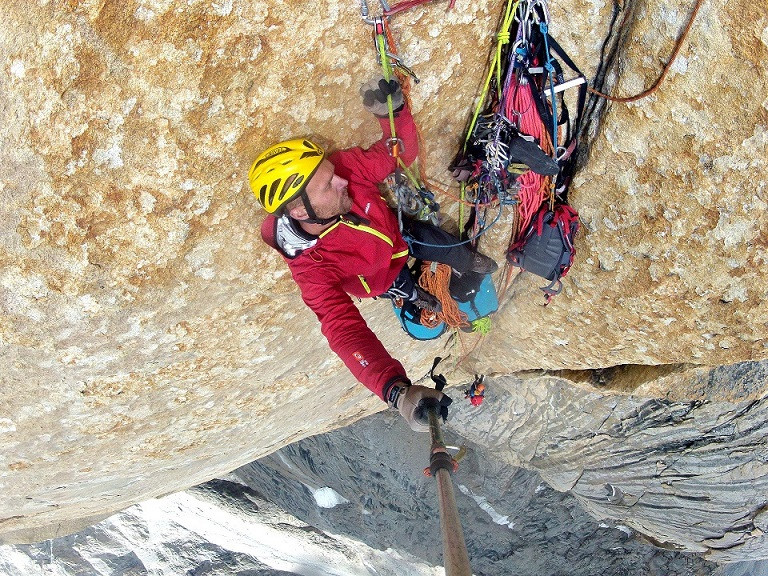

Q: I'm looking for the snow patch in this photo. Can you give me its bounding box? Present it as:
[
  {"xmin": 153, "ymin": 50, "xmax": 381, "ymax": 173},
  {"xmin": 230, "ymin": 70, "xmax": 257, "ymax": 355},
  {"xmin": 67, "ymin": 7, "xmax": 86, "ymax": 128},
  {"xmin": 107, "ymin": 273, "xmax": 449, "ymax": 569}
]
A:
[
  {"xmin": 600, "ymin": 522, "xmax": 634, "ymax": 536},
  {"xmin": 457, "ymin": 485, "xmax": 514, "ymax": 529},
  {"xmin": 0, "ymin": 491, "xmax": 443, "ymax": 576},
  {"xmin": 313, "ymin": 487, "xmax": 349, "ymax": 509}
]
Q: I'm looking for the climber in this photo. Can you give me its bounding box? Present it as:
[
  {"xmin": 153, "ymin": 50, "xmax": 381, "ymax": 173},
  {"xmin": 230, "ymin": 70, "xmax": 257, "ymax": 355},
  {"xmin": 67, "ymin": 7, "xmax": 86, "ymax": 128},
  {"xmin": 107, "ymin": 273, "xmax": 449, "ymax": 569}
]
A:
[
  {"xmin": 464, "ymin": 375, "xmax": 485, "ymax": 406},
  {"xmin": 249, "ymin": 77, "xmax": 498, "ymax": 433}
]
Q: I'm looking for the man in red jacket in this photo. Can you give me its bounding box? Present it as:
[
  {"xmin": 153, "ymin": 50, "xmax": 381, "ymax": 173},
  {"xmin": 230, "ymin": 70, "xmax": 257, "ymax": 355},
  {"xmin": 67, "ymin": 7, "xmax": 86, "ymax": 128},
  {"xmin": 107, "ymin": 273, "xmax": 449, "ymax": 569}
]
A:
[{"xmin": 249, "ymin": 79, "xmax": 497, "ymax": 432}]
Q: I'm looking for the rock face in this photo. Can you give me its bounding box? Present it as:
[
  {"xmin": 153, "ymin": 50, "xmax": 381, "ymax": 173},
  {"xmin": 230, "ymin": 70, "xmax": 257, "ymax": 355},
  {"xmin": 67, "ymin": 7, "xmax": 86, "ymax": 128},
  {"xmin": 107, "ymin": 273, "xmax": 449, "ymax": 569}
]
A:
[
  {"xmin": 1, "ymin": 0, "xmax": 767, "ymax": 559},
  {"xmin": 452, "ymin": 368, "xmax": 768, "ymax": 563}
]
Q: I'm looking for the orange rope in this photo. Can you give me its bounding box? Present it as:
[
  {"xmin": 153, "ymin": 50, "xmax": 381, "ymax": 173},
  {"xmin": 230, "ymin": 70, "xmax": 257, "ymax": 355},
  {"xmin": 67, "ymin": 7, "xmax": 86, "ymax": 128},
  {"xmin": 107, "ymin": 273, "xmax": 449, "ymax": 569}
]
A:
[
  {"xmin": 452, "ymin": 329, "xmax": 484, "ymax": 371},
  {"xmin": 418, "ymin": 262, "xmax": 468, "ymax": 329},
  {"xmin": 495, "ymin": 262, "xmax": 518, "ymax": 302},
  {"xmin": 589, "ymin": 0, "xmax": 703, "ymax": 103}
]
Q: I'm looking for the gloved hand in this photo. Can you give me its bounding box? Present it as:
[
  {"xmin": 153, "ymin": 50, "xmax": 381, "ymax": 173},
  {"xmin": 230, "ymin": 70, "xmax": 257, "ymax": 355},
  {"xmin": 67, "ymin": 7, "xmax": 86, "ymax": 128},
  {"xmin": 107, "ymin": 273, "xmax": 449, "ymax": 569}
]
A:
[
  {"xmin": 389, "ymin": 383, "xmax": 452, "ymax": 433},
  {"xmin": 360, "ymin": 77, "xmax": 404, "ymax": 117}
]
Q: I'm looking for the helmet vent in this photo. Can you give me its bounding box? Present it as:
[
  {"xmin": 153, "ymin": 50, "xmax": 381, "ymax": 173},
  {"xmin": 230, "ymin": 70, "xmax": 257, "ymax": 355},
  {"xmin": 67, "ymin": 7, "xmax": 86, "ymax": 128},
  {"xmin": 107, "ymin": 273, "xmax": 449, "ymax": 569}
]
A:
[
  {"xmin": 280, "ymin": 175, "xmax": 296, "ymax": 198},
  {"xmin": 300, "ymin": 149, "xmax": 322, "ymax": 160},
  {"xmin": 267, "ymin": 180, "xmax": 280, "ymax": 206}
]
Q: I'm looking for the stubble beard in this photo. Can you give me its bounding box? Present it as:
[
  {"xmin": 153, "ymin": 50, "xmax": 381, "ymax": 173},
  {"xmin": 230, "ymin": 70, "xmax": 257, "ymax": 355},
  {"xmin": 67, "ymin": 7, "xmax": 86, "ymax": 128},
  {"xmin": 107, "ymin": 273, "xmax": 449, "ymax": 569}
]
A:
[{"xmin": 339, "ymin": 189, "xmax": 352, "ymax": 214}]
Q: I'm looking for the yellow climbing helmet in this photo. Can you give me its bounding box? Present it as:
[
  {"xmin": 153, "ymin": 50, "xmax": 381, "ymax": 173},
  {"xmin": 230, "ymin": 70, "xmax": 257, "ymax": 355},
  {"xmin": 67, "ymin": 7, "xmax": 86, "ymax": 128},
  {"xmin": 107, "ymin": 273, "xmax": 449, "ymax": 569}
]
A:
[{"xmin": 248, "ymin": 138, "xmax": 325, "ymax": 214}]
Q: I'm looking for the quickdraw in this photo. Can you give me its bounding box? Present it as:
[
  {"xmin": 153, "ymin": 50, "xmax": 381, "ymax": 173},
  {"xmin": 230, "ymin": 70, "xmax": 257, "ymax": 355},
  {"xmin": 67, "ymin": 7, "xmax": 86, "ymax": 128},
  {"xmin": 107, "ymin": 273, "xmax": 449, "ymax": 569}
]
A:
[{"xmin": 360, "ymin": 0, "xmax": 444, "ymax": 229}]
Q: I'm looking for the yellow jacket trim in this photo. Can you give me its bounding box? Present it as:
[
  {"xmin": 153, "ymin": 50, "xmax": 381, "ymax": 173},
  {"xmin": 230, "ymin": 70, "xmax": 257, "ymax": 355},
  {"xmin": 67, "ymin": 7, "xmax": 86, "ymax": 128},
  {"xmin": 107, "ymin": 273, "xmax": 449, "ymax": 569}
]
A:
[{"xmin": 319, "ymin": 220, "xmax": 406, "ymax": 260}]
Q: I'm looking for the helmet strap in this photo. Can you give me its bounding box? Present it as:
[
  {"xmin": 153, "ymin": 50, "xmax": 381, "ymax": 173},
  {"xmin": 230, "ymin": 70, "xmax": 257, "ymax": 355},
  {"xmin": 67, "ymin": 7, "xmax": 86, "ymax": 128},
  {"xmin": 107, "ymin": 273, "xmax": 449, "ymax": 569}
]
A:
[{"xmin": 296, "ymin": 191, "xmax": 339, "ymax": 226}]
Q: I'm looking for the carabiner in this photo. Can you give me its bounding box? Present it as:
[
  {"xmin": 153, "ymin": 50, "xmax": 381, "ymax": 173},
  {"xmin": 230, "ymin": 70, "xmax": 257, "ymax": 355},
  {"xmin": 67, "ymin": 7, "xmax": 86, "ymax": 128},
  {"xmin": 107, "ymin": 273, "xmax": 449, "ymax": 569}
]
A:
[
  {"xmin": 360, "ymin": 0, "xmax": 391, "ymax": 24},
  {"xmin": 530, "ymin": 0, "xmax": 551, "ymax": 26},
  {"xmin": 388, "ymin": 52, "xmax": 420, "ymax": 83}
]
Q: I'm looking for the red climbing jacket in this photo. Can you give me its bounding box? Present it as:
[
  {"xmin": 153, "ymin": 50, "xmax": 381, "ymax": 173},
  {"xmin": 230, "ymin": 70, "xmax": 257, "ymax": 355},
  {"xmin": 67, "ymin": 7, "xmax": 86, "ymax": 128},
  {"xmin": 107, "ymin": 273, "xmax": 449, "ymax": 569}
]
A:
[{"xmin": 261, "ymin": 107, "xmax": 419, "ymax": 401}]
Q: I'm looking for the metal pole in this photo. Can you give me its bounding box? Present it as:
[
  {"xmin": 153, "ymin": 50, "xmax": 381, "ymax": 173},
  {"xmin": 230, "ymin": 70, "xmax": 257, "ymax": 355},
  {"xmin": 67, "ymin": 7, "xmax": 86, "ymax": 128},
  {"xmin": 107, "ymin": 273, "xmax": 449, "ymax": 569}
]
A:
[{"xmin": 428, "ymin": 407, "xmax": 472, "ymax": 576}]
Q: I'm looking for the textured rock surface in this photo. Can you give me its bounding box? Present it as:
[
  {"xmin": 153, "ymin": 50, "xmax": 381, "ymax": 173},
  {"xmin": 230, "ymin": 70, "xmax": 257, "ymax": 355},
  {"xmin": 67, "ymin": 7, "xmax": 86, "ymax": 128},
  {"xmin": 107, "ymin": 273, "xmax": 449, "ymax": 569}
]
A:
[
  {"xmin": 1, "ymin": 0, "xmax": 767, "ymax": 556},
  {"xmin": 450, "ymin": 368, "xmax": 768, "ymax": 563},
  {"xmin": 2, "ymin": 0, "xmax": 507, "ymax": 542}
]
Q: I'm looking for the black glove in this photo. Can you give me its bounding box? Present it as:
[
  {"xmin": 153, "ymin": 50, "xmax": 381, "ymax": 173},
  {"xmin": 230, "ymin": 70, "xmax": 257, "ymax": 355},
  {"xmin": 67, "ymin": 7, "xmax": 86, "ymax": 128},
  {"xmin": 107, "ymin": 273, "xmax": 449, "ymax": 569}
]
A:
[
  {"xmin": 360, "ymin": 77, "xmax": 404, "ymax": 117},
  {"xmin": 389, "ymin": 383, "xmax": 452, "ymax": 433}
]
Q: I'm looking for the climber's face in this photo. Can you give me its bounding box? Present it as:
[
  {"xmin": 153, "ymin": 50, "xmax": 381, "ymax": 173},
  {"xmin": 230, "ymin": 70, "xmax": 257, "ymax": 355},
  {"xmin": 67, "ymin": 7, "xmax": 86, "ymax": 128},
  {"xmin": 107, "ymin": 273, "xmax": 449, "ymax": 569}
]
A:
[{"xmin": 302, "ymin": 160, "xmax": 351, "ymax": 219}]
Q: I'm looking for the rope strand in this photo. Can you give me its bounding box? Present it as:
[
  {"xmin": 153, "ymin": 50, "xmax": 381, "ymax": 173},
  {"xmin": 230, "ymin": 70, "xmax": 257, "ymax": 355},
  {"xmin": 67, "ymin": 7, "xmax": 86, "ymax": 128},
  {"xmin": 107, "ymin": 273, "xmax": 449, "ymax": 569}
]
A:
[
  {"xmin": 506, "ymin": 79, "xmax": 553, "ymax": 238},
  {"xmin": 588, "ymin": 0, "xmax": 703, "ymax": 103},
  {"xmin": 418, "ymin": 262, "xmax": 469, "ymax": 329}
]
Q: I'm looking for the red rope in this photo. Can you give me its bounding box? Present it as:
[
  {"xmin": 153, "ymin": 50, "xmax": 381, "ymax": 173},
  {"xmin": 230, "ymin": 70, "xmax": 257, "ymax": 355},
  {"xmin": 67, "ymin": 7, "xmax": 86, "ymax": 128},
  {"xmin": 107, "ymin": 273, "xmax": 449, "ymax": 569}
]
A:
[
  {"xmin": 589, "ymin": 0, "xmax": 703, "ymax": 102},
  {"xmin": 505, "ymin": 79, "xmax": 552, "ymax": 237},
  {"xmin": 384, "ymin": 0, "xmax": 456, "ymax": 17}
]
